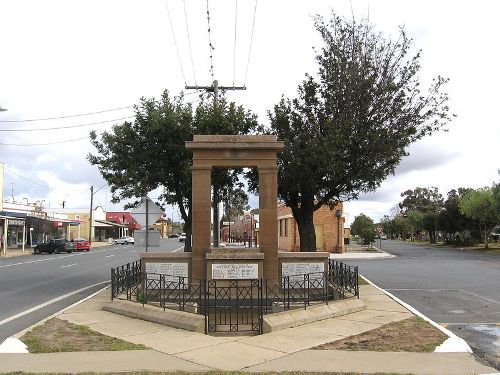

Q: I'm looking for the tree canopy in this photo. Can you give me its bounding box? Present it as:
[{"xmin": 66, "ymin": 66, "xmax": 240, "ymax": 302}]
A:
[
  {"xmin": 351, "ymin": 213, "xmax": 377, "ymax": 245},
  {"xmin": 262, "ymin": 12, "xmax": 452, "ymax": 251},
  {"xmin": 88, "ymin": 90, "xmax": 260, "ymax": 250},
  {"xmin": 459, "ymin": 187, "xmax": 499, "ymax": 248},
  {"xmin": 399, "ymin": 187, "xmax": 443, "ymax": 243}
]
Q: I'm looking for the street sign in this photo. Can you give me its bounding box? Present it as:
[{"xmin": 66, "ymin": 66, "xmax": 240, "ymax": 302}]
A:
[{"xmin": 130, "ymin": 196, "xmax": 163, "ymax": 227}]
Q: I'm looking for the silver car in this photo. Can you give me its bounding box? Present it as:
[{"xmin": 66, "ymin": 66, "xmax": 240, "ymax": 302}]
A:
[{"xmin": 113, "ymin": 236, "xmax": 135, "ymax": 245}]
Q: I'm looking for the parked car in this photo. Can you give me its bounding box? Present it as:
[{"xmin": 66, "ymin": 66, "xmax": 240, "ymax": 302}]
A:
[
  {"xmin": 34, "ymin": 239, "xmax": 73, "ymax": 254},
  {"xmin": 113, "ymin": 236, "xmax": 135, "ymax": 245},
  {"xmin": 71, "ymin": 238, "xmax": 90, "ymax": 251},
  {"xmin": 178, "ymin": 233, "xmax": 186, "ymax": 242},
  {"xmin": 168, "ymin": 233, "xmax": 179, "ymax": 238}
]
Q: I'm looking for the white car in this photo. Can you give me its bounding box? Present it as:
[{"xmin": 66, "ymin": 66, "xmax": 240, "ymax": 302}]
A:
[
  {"xmin": 114, "ymin": 236, "xmax": 135, "ymax": 245},
  {"xmin": 178, "ymin": 233, "xmax": 186, "ymax": 242}
]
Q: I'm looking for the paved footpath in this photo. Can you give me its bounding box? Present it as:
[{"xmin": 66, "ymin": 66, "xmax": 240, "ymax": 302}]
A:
[{"xmin": 1, "ymin": 283, "xmax": 497, "ymax": 374}]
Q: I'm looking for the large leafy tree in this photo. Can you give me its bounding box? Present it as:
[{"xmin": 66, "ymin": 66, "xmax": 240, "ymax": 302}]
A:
[
  {"xmin": 351, "ymin": 213, "xmax": 376, "ymax": 245},
  {"xmin": 436, "ymin": 188, "xmax": 475, "ymax": 244},
  {"xmin": 399, "ymin": 187, "xmax": 444, "ymax": 243},
  {"xmin": 264, "ymin": 13, "xmax": 452, "ymax": 251},
  {"xmin": 88, "ymin": 90, "xmax": 260, "ymax": 250},
  {"xmin": 459, "ymin": 187, "xmax": 499, "ymax": 248},
  {"xmin": 222, "ymin": 187, "xmax": 250, "ymax": 221}
]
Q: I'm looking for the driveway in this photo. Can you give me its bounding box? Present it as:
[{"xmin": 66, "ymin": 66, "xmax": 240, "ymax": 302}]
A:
[{"xmin": 344, "ymin": 240, "xmax": 500, "ymax": 370}]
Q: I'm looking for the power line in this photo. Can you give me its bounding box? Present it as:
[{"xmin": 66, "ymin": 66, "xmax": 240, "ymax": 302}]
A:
[
  {"xmin": 233, "ymin": 0, "xmax": 238, "ymax": 87},
  {"xmin": 244, "ymin": 0, "xmax": 258, "ymax": 86},
  {"xmin": 165, "ymin": 0, "xmax": 187, "ymax": 86},
  {"xmin": 93, "ymin": 182, "xmax": 108, "ymax": 195},
  {"xmin": 3, "ymin": 167, "xmax": 52, "ymax": 189},
  {"xmin": 0, "ymin": 136, "xmax": 89, "ymax": 146},
  {"xmin": 206, "ymin": 0, "xmax": 215, "ymax": 80},
  {"xmin": 0, "ymin": 116, "xmax": 134, "ymax": 132},
  {"xmin": 0, "ymin": 105, "xmax": 133, "ymax": 123},
  {"xmin": 3, "ymin": 167, "xmax": 93, "ymax": 194},
  {"xmin": 183, "ymin": 0, "xmax": 197, "ymax": 86}
]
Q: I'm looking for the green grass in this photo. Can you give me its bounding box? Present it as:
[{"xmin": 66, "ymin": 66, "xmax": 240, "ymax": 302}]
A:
[{"xmin": 20, "ymin": 319, "xmax": 148, "ymax": 353}]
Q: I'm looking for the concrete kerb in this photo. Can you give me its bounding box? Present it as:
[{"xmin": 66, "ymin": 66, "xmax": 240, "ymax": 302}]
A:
[
  {"xmin": 330, "ymin": 247, "xmax": 395, "ymax": 260},
  {"xmin": 103, "ymin": 300, "xmax": 205, "ymax": 333},
  {"xmin": 359, "ymin": 274, "xmax": 473, "ymax": 353},
  {"xmin": 263, "ymin": 298, "xmax": 366, "ymax": 333}
]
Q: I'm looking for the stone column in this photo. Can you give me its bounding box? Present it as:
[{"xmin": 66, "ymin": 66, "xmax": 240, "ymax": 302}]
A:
[
  {"xmin": 258, "ymin": 167, "xmax": 279, "ymax": 281},
  {"xmin": 191, "ymin": 166, "xmax": 212, "ymax": 280}
]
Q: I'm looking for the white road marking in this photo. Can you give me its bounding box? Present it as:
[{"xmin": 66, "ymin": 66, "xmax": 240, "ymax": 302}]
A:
[
  {"xmin": 173, "ymin": 246, "xmax": 184, "ymax": 253},
  {"xmin": 127, "ymin": 250, "xmax": 137, "ymax": 253},
  {"xmin": 0, "ymin": 281, "xmax": 109, "ymax": 327},
  {"xmin": 105, "ymin": 255, "xmax": 114, "ymax": 258},
  {"xmin": 60, "ymin": 263, "xmax": 77, "ymax": 269},
  {"xmin": 0, "ymin": 247, "xmax": 118, "ymax": 268}
]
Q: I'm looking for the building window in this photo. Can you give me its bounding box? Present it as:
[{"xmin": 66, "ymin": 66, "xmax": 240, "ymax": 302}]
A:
[{"xmin": 285, "ymin": 218, "xmax": 289, "ymax": 237}]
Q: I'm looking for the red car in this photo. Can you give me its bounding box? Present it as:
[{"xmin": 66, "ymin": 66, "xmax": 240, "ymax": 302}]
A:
[{"xmin": 72, "ymin": 238, "xmax": 90, "ymax": 251}]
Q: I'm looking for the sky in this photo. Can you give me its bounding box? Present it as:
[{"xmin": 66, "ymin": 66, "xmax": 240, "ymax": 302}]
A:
[{"xmin": 1, "ymin": 0, "xmax": 499, "ymax": 226}]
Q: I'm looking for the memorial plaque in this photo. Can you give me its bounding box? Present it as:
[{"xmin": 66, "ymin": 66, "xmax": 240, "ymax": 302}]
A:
[
  {"xmin": 282, "ymin": 262, "xmax": 325, "ymax": 285},
  {"xmin": 145, "ymin": 262, "xmax": 188, "ymax": 282},
  {"xmin": 212, "ymin": 263, "xmax": 258, "ymax": 280}
]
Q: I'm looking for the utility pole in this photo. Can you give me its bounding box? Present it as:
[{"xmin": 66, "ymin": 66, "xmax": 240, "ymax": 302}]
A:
[
  {"xmin": 89, "ymin": 185, "xmax": 94, "ymax": 246},
  {"xmin": 145, "ymin": 197, "xmax": 149, "ymax": 253},
  {"xmin": 185, "ymin": 80, "xmax": 246, "ymax": 247}
]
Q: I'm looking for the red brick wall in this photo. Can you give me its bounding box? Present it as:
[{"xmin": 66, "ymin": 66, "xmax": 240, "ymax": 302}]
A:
[{"xmin": 277, "ymin": 203, "xmax": 344, "ymax": 253}]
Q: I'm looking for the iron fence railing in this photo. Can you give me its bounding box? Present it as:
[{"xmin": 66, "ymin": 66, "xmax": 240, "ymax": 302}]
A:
[
  {"xmin": 328, "ymin": 259, "xmax": 359, "ymax": 298},
  {"xmin": 110, "ymin": 259, "xmax": 359, "ymax": 333}
]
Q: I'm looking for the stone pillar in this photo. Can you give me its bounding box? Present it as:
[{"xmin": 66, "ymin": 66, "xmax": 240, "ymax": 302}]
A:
[
  {"xmin": 258, "ymin": 167, "xmax": 279, "ymax": 281},
  {"xmin": 191, "ymin": 166, "xmax": 212, "ymax": 280}
]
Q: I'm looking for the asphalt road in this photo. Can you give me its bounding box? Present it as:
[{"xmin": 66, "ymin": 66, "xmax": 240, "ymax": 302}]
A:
[
  {"xmin": 0, "ymin": 238, "xmax": 184, "ymax": 342},
  {"xmin": 346, "ymin": 240, "xmax": 500, "ymax": 370}
]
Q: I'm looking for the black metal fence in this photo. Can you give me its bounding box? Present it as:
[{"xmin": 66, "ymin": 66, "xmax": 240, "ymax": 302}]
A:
[{"xmin": 110, "ymin": 259, "xmax": 359, "ymax": 334}]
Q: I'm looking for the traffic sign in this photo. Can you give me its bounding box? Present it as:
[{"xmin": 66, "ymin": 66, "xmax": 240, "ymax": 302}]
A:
[{"xmin": 130, "ymin": 196, "xmax": 163, "ymax": 227}]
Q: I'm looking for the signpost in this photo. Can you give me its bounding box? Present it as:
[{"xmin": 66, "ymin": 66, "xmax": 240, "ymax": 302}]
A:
[{"xmin": 131, "ymin": 196, "xmax": 163, "ymax": 252}]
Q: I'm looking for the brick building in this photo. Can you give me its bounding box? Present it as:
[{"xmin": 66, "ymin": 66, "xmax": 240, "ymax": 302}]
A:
[{"xmin": 277, "ymin": 202, "xmax": 344, "ymax": 253}]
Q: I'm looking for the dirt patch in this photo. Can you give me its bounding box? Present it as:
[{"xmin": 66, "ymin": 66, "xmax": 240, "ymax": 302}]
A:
[
  {"xmin": 314, "ymin": 317, "xmax": 447, "ymax": 352},
  {"xmin": 20, "ymin": 318, "xmax": 148, "ymax": 353}
]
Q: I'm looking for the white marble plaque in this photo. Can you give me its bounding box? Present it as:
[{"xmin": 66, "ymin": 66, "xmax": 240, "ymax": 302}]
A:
[
  {"xmin": 212, "ymin": 263, "xmax": 258, "ymax": 280},
  {"xmin": 145, "ymin": 262, "xmax": 188, "ymax": 282},
  {"xmin": 282, "ymin": 262, "xmax": 325, "ymax": 284}
]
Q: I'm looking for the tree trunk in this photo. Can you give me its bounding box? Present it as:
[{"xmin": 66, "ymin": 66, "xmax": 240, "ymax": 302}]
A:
[
  {"xmin": 482, "ymin": 226, "xmax": 489, "ymax": 249},
  {"xmin": 179, "ymin": 200, "xmax": 192, "ymax": 252},
  {"xmin": 291, "ymin": 195, "xmax": 316, "ymax": 252},
  {"xmin": 183, "ymin": 219, "xmax": 192, "ymax": 252}
]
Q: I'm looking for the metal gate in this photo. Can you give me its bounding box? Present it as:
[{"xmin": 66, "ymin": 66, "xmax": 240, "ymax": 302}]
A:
[{"xmin": 205, "ymin": 279, "xmax": 263, "ymax": 334}]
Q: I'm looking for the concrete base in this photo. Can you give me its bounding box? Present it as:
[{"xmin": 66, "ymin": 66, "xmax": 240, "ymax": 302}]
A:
[
  {"xmin": 103, "ymin": 300, "xmax": 205, "ymax": 333},
  {"xmin": 263, "ymin": 298, "xmax": 366, "ymax": 333}
]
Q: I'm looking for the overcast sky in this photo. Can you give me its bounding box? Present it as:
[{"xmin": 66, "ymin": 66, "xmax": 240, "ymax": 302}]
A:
[{"xmin": 1, "ymin": 0, "xmax": 499, "ymax": 226}]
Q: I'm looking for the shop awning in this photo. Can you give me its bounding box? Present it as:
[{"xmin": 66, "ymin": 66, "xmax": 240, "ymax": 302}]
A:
[{"xmin": 95, "ymin": 219, "xmax": 127, "ymax": 228}]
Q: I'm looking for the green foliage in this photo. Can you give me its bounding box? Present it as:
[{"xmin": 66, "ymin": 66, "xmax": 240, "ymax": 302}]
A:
[
  {"xmin": 399, "ymin": 187, "xmax": 444, "ymax": 243},
  {"xmin": 222, "ymin": 187, "xmax": 250, "ymax": 221},
  {"xmin": 351, "ymin": 213, "xmax": 377, "ymax": 245},
  {"xmin": 406, "ymin": 209, "xmax": 424, "ymax": 234},
  {"xmin": 459, "ymin": 187, "xmax": 499, "ymax": 248},
  {"xmin": 260, "ymin": 12, "xmax": 452, "ymax": 251},
  {"xmin": 436, "ymin": 188, "xmax": 477, "ymax": 245},
  {"xmin": 88, "ymin": 90, "xmax": 260, "ymax": 250}
]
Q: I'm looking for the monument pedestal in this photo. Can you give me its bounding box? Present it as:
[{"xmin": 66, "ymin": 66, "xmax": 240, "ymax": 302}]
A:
[{"xmin": 206, "ymin": 247, "xmax": 264, "ymax": 281}]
